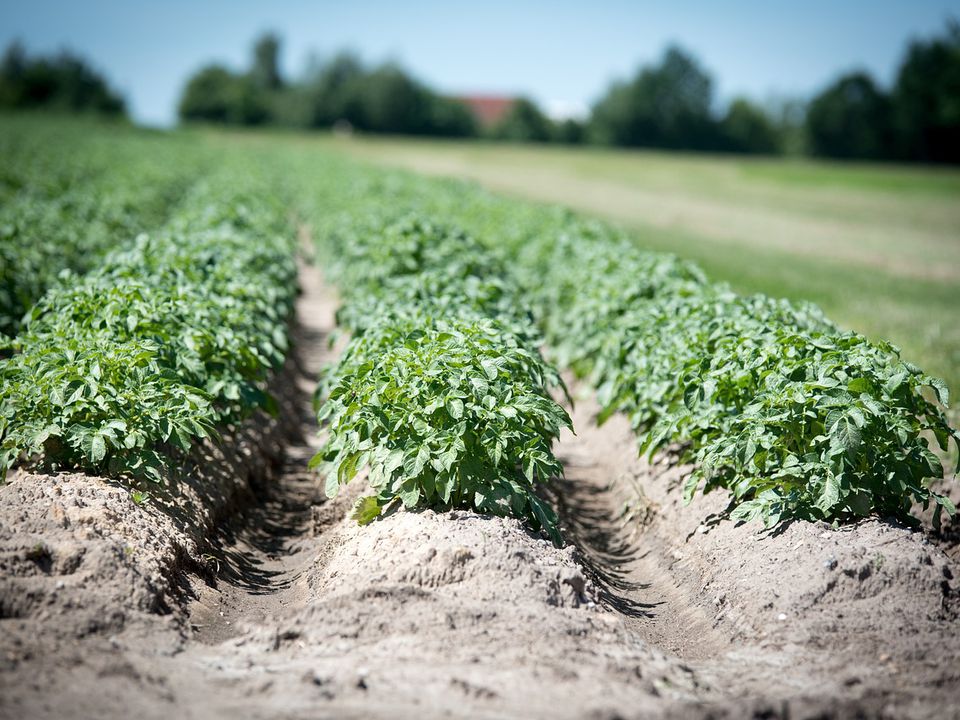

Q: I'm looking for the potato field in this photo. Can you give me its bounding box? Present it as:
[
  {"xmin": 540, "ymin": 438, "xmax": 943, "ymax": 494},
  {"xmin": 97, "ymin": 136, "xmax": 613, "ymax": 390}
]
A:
[{"xmin": 1, "ymin": 117, "xmax": 959, "ymax": 720}]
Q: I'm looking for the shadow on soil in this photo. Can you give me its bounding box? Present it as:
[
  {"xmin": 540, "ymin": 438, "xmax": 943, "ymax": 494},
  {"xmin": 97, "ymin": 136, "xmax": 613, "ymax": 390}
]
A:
[{"xmin": 548, "ymin": 472, "xmax": 657, "ymax": 618}]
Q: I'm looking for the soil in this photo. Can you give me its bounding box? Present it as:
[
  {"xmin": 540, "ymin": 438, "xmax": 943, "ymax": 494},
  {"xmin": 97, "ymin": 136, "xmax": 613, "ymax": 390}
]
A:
[{"xmin": 1, "ymin": 258, "xmax": 958, "ymax": 720}]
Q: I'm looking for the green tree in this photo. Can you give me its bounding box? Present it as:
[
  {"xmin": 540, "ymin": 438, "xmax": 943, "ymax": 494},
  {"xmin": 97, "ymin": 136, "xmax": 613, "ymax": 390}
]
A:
[
  {"xmin": 589, "ymin": 45, "xmax": 720, "ymax": 150},
  {"xmin": 177, "ymin": 34, "xmax": 476, "ymax": 137},
  {"xmin": 892, "ymin": 21, "xmax": 960, "ymax": 163},
  {"xmin": 296, "ymin": 52, "xmax": 366, "ymax": 127},
  {"xmin": 492, "ymin": 97, "xmax": 553, "ymax": 142},
  {"xmin": 177, "ymin": 65, "xmax": 268, "ymax": 125},
  {"xmin": 428, "ymin": 97, "xmax": 477, "ymax": 137},
  {"xmin": 358, "ymin": 64, "xmax": 431, "ymax": 133},
  {"xmin": 721, "ymin": 98, "xmax": 781, "ymax": 154},
  {"xmin": 554, "ymin": 118, "xmax": 586, "ymax": 144},
  {"xmin": 806, "ymin": 72, "xmax": 893, "ymax": 159},
  {"xmin": 251, "ymin": 33, "xmax": 283, "ymax": 90},
  {"xmin": 0, "ymin": 42, "xmax": 125, "ymax": 116}
]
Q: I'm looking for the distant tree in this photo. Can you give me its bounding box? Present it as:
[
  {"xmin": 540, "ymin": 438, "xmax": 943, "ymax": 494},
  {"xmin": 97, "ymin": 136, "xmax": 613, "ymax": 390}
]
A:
[
  {"xmin": 429, "ymin": 97, "xmax": 478, "ymax": 137},
  {"xmin": 554, "ymin": 117, "xmax": 586, "ymax": 144},
  {"xmin": 251, "ymin": 33, "xmax": 283, "ymax": 91},
  {"xmin": 296, "ymin": 52, "xmax": 366, "ymax": 127},
  {"xmin": 357, "ymin": 64, "xmax": 432, "ymax": 133},
  {"xmin": 0, "ymin": 41, "xmax": 125, "ymax": 116},
  {"xmin": 178, "ymin": 65, "xmax": 268, "ymax": 125},
  {"xmin": 806, "ymin": 72, "xmax": 893, "ymax": 159},
  {"xmin": 891, "ymin": 21, "xmax": 960, "ymax": 163},
  {"xmin": 589, "ymin": 45, "xmax": 720, "ymax": 150},
  {"xmin": 720, "ymin": 98, "xmax": 781, "ymax": 154},
  {"xmin": 766, "ymin": 96, "xmax": 809, "ymax": 156},
  {"xmin": 492, "ymin": 97, "xmax": 553, "ymax": 142}
]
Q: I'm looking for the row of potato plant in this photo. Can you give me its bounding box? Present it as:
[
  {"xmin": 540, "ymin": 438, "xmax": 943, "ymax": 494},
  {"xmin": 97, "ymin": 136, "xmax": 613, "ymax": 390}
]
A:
[
  {"xmin": 0, "ymin": 117, "xmax": 208, "ymax": 338},
  {"xmin": 0, "ymin": 168, "xmax": 297, "ymax": 483},
  {"xmin": 307, "ymin": 210, "xmax": 571, "ymax": 543},
  {"xmin": 440, "ymin": 187, "xmax": 959, "ymax": 528},
  {"xmin": 300, "ymin": 160, "xmax": 957, "ymax": 530}
]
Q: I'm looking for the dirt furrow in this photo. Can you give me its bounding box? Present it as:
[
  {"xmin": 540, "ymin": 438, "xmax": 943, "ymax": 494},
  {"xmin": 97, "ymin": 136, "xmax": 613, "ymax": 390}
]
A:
[
  {"xmin": 553, "ymin": 384, "xmax": 960, "ymax": 719},
  {"xmin": 551, "ymin": 388, "xmax": 729, "ymax": 661},
  {"xmin": 184, "ymin": 256, "xmax": 341, "ymax": 647}
]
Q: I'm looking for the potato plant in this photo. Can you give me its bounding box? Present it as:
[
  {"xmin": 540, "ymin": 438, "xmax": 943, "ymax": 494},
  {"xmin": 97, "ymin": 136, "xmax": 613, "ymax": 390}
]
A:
[
  {"xmin": 301, "ymin": 162, "xmax": 958, "ymax": 530},
  {"xmin": 310, "ymin": 212, "xmax": 571, "ymax": 542},
  {"xmin": 314, "ymin": 312, "xmax": 569, "ymax": 543},
  {"xmin": 0, "ymin": 118, "xmax": 207, "ymax": 338},
  {"xmin": 0, "ymin": 171, "xmax": 297, "ymax": 482},
  {"xmin": 505, "ymin": 212, "xmax": 958, "ymax": 528}
]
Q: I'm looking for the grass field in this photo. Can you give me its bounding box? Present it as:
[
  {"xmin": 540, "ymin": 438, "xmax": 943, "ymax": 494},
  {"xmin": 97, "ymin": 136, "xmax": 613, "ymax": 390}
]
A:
[{"xmin": 311, "ymin": 135, "xmax": 960, "ymax": 402}]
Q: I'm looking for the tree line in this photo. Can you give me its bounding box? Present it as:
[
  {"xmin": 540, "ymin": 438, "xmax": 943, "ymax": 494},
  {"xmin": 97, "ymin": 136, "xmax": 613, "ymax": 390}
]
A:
[
  {"xmin": 1, "ymin": 22, "xmax": 957, "ymax": 163},
  {"xmin": 176, "ymin": 23, "xmax": 960, "ymax": 163},
  {"xmin": 0, "ymin": 42, "xmax": 125, "ymax": 116}
]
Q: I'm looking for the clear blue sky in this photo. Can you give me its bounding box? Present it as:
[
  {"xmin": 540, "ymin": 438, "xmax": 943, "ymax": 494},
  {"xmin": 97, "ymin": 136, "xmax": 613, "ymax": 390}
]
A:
[{"xmin": 2, "ymin": 0, "xmax": 958, "ymax": 125}]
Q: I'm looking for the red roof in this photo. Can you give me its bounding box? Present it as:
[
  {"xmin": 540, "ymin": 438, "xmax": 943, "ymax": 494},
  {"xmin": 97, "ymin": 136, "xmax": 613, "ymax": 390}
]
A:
[{"xmin": 455, "ymin": 95, "xmax": 516, "ymax": 127}]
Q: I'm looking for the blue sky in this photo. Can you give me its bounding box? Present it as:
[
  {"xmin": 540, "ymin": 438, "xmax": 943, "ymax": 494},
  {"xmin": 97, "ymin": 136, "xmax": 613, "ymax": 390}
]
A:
[{"xmin": 2, "ymin": 0, "xmax": 958, "ymax": 125}]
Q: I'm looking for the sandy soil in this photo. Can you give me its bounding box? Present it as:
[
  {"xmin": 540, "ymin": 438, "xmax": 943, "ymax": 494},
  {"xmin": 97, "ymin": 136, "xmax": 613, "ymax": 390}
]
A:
[
  {"xmin": 1, "ymin": 259, "xmax": 958, "ymax": 720},
  {"xmin": 554, "ymin": 387, "xmax": 960, "ymax": 718}
]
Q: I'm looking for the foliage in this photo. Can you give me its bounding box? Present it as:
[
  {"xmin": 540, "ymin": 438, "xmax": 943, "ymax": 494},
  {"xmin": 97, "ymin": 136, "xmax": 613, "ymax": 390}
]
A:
[
  {"xmin": 0, "ymin": 117, "xmax": 206, "ymax": 337},
  {"xmin": 892, "ymin": 20, "xmax": 960, "ymax": 163},
  {"xmin": 491, "ymin": 97, "xmax": 554, "ymax": 143},
  {"xmin": 314, "ymin": 312, "xmax": 569, "ymax": 543},
  {"xmin": 0, "ymin": 171, "xmax": 297, "ymax": 482},
  {"xmin": 178, "ymin": 65, "xmax": 270, "ymax": 126},
  {"xmin": 554, "ymin": 118, "xmax": 586, "ymax": 144},
  {"xmin": 308, "ymin": 209, "xmax": 570, "ymax": 542},
  {"xmin": 251, "ymin": 33, "xmax": 284, "ymax": 91},
  {"xmin": 296, "ymin": 160, "xmax": 958, "ymax": 529},
  {"xmin": 523, "ymin": 223, "xmax": 957, "ymax": 529},
  {"xmin": 589, "ymin": 45, "xmax": 721, "ymax": 150},
  {"xmin": 721, "ymin": 98, "xmax": 782, "ymax": 154},
  {"xmin": 3, "ymin": 116, "xmax": 955, "ymax": 542},
  {"xmin": 806, "ymin": 73, "xmax": 893, "ymax": 160},
  {"xmin": 179, "ymin": 37, "xmax": 477, "ymax": 137},
  {"xmin": 803, "ymin": 22, "xmax": 960, "ymax": 163},
  {"xmin": 173, "ymin": 24, "xmax": 960, "ymax": 161},
  {"xmin": 0, "ymin": 41, "xmax": 125, "ymax": 116}
]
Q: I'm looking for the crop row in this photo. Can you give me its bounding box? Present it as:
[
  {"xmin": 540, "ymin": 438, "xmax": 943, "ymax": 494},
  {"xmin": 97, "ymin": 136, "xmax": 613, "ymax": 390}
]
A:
[
  {"xmin": 298, "ymin": 158, "xmax": 957, "ymax": 530},
  {"xmin": 514, "ymin": 221, "xmax": 957, "ymax": 527},
  {"xmin": 0, "ymin": 118, "xmax": 208, "ymax": 338},
  {"xmin": 0, "ymin": 168, "xmax": 296, "ymax": 483},
  {"xmin": 308, "ymin": 211, "xmax": 571, "ymax": 542}
]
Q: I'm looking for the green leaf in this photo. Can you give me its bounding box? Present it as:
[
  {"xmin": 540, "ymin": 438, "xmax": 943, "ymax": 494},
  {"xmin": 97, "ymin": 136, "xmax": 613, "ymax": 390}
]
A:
[
  {"xmin": 351, "ymin": 496, "xmax": 382, "ymax": 525},
  {"xmin": 338, "ymin": 452, "xmax": 361, "ymax": 486},
  {"xmin": 929, "ymin": 377, "xmax": 950, "ymax": 407},
  {"xmin": 920, "ymin": 447, "xmax": 943, "ymax": 478},
  {"xmin": 90, "ymin": 434, "xmax": 106, "ymax": 464},
  {"xmin": 324, "ymin": 470, "xmax": 340, "ymax": 499},
  {"xmin": 817, "ymin": 474, "xmax": 841, "ymax": 513},
  {"xmin": 480, "ymin": 359, "xmax": 499, "ymax": 381},
  {"xmin": 398, "ymin": 480, "xmax": 420, "ymax": 507},
  {"xmin": 830, "ymin": 414, "xmax": 861, "ymax": 454},
  {"xmin": 446, "ymin": 398, "xmax": 464, "ymax": 419}
]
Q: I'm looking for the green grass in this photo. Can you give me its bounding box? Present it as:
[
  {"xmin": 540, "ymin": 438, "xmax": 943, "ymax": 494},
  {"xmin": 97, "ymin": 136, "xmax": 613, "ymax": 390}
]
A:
[{"xmin": 300, "ymin": 135, "xmax": 959, "ymax": 407}]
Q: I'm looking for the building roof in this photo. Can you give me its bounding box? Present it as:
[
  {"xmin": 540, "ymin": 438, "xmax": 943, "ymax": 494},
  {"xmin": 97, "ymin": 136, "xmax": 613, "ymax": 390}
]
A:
[{"xmin": 455, "ymin": 95, "xmax": 516, "ymax": 127}]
